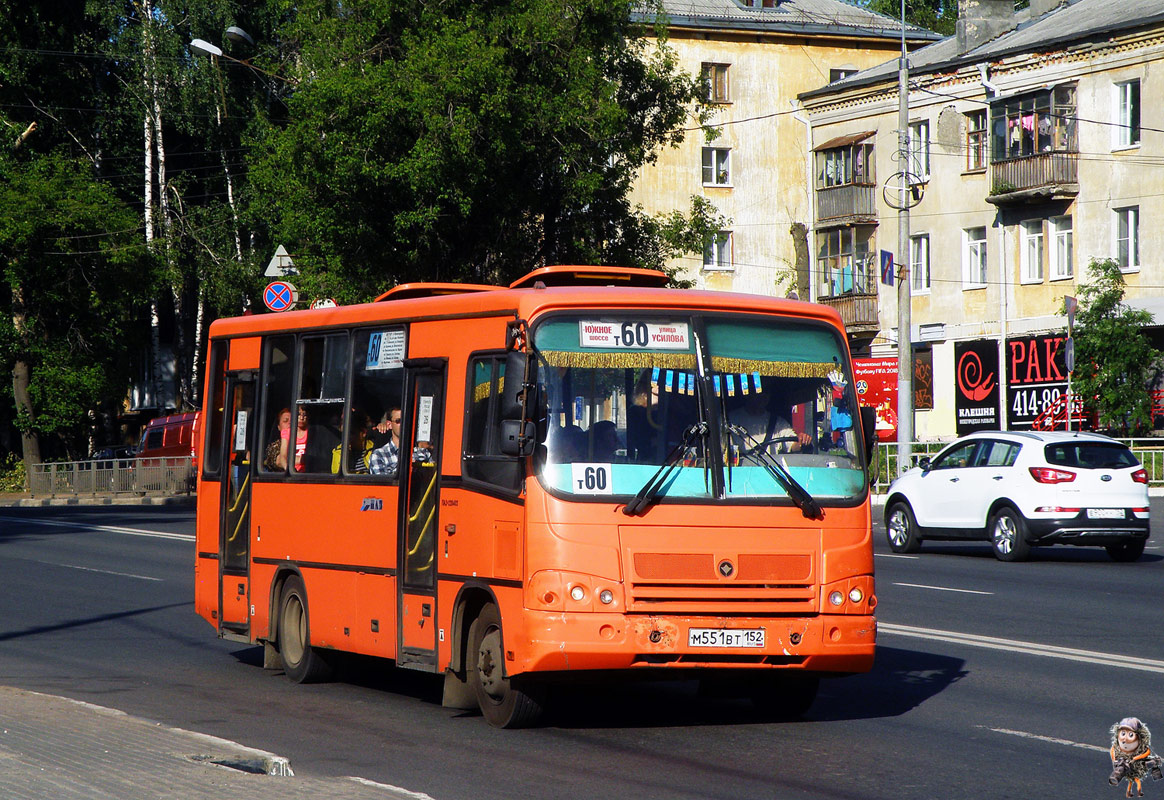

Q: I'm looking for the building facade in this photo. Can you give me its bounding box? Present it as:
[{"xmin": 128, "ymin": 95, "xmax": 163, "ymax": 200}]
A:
[
  {"xmin": 629, "ymin": 0, "xmax": 937, "ymax": 297},
  {"xmin": 799, "ymin": 0, "xmax": 1164, "ymax": 439}
]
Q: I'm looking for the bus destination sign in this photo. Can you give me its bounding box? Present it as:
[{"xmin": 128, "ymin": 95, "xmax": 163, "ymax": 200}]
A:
[{"xmin": 579, "ymin": 320, "xmax": 689, "ymax": 350}]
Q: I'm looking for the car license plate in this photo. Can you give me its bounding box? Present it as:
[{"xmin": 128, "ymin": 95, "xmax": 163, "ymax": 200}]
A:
[
  {"xmin": 1087, "ymin": 508, "xmax": 1124, "ymax": 519},
  {"xmin": 688, "ymin": 628, "xmax": 765, "ymax": 648}
]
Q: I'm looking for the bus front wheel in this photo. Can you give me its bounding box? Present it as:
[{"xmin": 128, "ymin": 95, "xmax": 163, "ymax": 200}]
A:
[
  {"xmin": 468, "ymin": 602, "xmax": 546, "ymax": 728},
  {"xmin": 278, "ymin": 574, "xmax": 333, "ymax": 684}
]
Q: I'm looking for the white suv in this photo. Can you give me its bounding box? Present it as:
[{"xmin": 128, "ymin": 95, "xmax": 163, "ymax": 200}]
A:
[{"xmin": 884, "ymin": 431, "xmax": 1150, "ymax": 562}]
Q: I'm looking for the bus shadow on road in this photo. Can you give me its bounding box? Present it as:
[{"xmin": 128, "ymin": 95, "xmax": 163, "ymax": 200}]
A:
[{"xmin": 807, "ymin": 645, "xmax": 966, "ymax": 722}]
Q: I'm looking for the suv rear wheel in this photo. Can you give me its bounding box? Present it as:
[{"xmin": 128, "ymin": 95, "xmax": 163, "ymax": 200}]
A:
[
  {"xmin": 989, "ymin": 507, "xmax": 1031, "ymax": 562},
  {"xmin": 1105, "ymin": 539, "xmax": 1146, "ymax": 562}
]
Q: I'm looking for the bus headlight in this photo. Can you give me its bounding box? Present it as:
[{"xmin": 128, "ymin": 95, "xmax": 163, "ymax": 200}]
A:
[
  {"xmin": 599, "ymin": 589, "xmax": 614, "ymax": 605},
  {"xmin": 570, "ymin": 585, "xmax": 587, "ymax": 602},
  {"xmin": 829, "ymin": 591, "xmax": 844, "ymax": 607},
  {"xmin": 848, "ymin": 587, "xmax": 864, "ymax": 604}
]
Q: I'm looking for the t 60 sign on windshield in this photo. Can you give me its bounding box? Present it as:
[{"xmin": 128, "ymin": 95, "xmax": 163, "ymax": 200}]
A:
[{"xmin": 578, "ymin": 320, "xmax": 690, "ymax": 349}]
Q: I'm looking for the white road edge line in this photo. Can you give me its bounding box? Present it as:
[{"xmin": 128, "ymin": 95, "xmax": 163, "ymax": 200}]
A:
[
  {"xmin": 0, "ymin": 515, "xmax": 194, "ymax": 541},
  {"xmin": 349, "ymin": 776, "xmax": 439, "ymax": 799},
  {"xmin": 892, "ymin": 582, "xmax": 992, "ymax": 595},
  {"xmin": 876, "ymin": 553, "xmax": 920, "ymax": 559},
  {"xmin": 25, "ymin": 559, "xmax": 162, "ymax": 582},
  {"xmin": 880, "ymin": 622, "xmax": 1164, "ymax": 673},
  {"xmin": 980, "ymin": 725, "xmax": 1107, "ymax": 753}
]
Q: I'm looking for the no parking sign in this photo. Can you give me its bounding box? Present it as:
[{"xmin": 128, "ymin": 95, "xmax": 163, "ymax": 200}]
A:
[{"xmin": 263, "ymin": 281, "xmax": 298, "ymax": 312}]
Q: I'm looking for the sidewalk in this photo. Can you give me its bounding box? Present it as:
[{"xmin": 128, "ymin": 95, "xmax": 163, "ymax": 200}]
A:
[
  {"xmin": 0, "ymin": 686, "xmax": 426, "ymax": 800},
  {"xmin": 0, "ymin": 492, "xmax": 195, "ymax": 508}
]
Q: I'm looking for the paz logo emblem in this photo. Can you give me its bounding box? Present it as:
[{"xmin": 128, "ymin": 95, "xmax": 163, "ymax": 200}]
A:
[
  {"xmin": 1101, "ymin": 474, "xmax": 1112, "ymax": 482},
  {"xmin": 718, "ymin": 559, "xmax": 735, "ymax": 578}
]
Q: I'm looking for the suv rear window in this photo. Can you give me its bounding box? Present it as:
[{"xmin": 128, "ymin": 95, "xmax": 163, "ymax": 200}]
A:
[{"xmin": 1044, "ymin": 442, "xmax": 1139, "ymax": 469}]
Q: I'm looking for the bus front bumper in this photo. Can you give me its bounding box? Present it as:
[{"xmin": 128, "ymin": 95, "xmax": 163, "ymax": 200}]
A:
[{"xmin": 515, "ymin": 611, "xmax": 876, "ymax": 675}]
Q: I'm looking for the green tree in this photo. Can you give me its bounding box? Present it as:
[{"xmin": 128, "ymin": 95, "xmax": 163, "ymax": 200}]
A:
[
  {"xmin": 1066, "ymin": 258, "xmax": 1161, "ymax": 435},
  {"xmin": 863, "ymin": 0, "xmax": 956, "ymax": 35},
  {"xmin": 247, "ymin": 0, "xmax": 715, "ymax": 302}
]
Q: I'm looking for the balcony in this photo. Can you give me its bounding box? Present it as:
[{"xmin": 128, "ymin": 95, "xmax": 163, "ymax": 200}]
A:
[
  {"xmin": 987, "ymin": 151, "xmax": 1078, "ymax": 205},
  {"xmin": 815, "ymin": 183, "xmax": 877, "ymax": 226},
  {"xmin": 818, "ymin": 291, "xmax": 879, "ymax": 335}
]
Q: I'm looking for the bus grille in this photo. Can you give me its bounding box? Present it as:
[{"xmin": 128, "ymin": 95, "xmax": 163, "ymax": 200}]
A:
[{"xmin": 628, "ymin": 552, "xmax": 817, "ymax": 614}]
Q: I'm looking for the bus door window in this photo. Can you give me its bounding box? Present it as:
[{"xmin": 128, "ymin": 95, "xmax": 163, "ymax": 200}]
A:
[
  {"xmin": 202, "ymin": 341, "xmax": 229, "ymax": 480},
  {"xmin": 223, "ymin": 378, "xmax": 255, "ymax": 571},
  {"xmin": 295, "ymin": 334, "xmax": 350, "ymax": 474},
  {"xmin": 353, "ymin": 327, "xmax": 406, "ymax": 479},
  {"xmin": 403, "ymin": 371, "xmax": 443, "ymax": 589}
]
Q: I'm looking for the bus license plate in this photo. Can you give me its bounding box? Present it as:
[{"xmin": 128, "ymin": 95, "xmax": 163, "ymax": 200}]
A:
[
  {"xmin": 688, "ymin": 628, "xmax": 765, "ymax": 648},
  {"xmin": 1087, "ymin": 508, "xmax": 1124, "ymax": 519}
]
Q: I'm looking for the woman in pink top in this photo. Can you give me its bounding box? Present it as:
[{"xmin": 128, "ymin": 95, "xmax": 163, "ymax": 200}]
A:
[{"xmin": 277, "ymin": 407, "xmax": 309, "ymax": 472}]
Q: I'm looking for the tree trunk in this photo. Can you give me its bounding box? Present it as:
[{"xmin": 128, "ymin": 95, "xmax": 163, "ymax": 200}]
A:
[
  {"xmin": 142, "ymin": 1, "xmax": 163, "ymax": 410},
  {"xmin": 11, "ymin": 282, "xmax": 41, "ymax": 484}
]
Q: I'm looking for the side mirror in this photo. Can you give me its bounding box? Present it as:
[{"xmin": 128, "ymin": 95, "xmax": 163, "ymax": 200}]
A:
[
  {"xmin": 500, "ymin": 350, "xmax": 529, "ymax": 421},
  {"xmin": 859, "ymin": 405, "xmax": 876, "ymax": 460},
  {"xmin": 499, "ymin": 419, "xmax": 536, "ymax": 457},
  {"xmin": 918, "ymin": 456, "xmax": 931, "ymax": 472}
]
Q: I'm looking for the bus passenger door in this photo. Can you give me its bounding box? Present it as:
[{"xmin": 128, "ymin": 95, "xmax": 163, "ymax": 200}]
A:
[
  {"xmin": 397, "ymin": 360, "xmax": 445, "ymax": 670},
  {"xmin": 219, "ymin": 372, "xmax": 255, "ymax": 635}
]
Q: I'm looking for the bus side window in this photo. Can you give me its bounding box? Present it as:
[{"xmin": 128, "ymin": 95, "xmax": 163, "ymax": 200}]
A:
[
  {"xmin": 296, "ymin": 334, "xmax": 349, "ymax": 475},
  {"xmin": 259, "ymin": 335, "xmax": 296, "ymax": 474},
  {"xmin": 352, "ymin": 327, "xmax": 406, "ymax": 480},
  {"xmin": 463, "ymin": 354, "xmax": 521, "ymax": 492}
]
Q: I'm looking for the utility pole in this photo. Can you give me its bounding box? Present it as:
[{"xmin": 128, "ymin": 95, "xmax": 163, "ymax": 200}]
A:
[{"xmin": 896, "ymin": 0, "xmax": 914, "ymax": 474}]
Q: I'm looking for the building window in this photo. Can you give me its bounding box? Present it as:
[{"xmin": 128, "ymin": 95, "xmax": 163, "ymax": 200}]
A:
[
  {"xmin": 991, "ymin": 84, "xmax": 1077, "ymax": 160},
  {"xmin": 1115, "ymin": 206, "xmax": 1139, "ymax": 271},
  {"xmin": 1050, "ymin": 216, "xmax": 1073, "ymax": 279},
  {"xmin": 1021, "ymin": 220, "xmax": 1044, "ymax": 283},
  {"xmin": 963, "ymin": 227, "xmax": 987, "ymax": 288},
  {"xmin": 741, "ymin": 0, "xmax": 778, "ymax": 7},
  {"xmin": 829, "ymin": 68, "xmax": 857, "ymax": 82},
  {"xmin": 966, "ymin": 110, "xmax": 987, "ymax": 171},
  {"xmin": 704, "ymin": 230, "xmax": 732, "ymax": 270},
  {"xmin": 1114, "ymin": 80, "xmax": 1141, "ymax": 148},
  {"xmin": 701, "ymin": 63, "xmax": 730, "ymax": 104},
  {"xmin": 910, "ymin": 234, "xmax": 930, "ymax": 293},
  {"xmin": 816, "ymin": 226, "xmax": 875, "ymax": 298},
  {"xmin": 907, "ymin": 120, "xmax": 930, "ymax": 182},
  {"xmin": 702, "ymin": 147, "xmax": 731, "ymax": 186},
  {"xmin": 815, "ymin": 142, "xmax": 874, "ymax": 188}
]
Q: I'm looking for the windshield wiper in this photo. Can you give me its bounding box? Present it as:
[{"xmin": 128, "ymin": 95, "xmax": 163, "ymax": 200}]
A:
[
  {"xmin": 725, "ymin": 423, "xmax": 823, "ymax": 520},
  {"xmin": 622, "ymin": 423, "xmax": 707, "ymax": 517}
]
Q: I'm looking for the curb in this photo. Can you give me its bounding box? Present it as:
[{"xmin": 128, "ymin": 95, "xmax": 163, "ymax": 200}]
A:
[{"xmin": 0, "ymin": 494, "xmax": 196, "ymax": 508}]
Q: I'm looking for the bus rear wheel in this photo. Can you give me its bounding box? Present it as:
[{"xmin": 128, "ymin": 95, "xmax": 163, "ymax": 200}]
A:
[
  {"xmin": 468, "ymin": 602, "xmax": 545, "ymax": 728},
  {"xmin": 278, "ymin": 574, "xmax": 333, "ymax": 684}
]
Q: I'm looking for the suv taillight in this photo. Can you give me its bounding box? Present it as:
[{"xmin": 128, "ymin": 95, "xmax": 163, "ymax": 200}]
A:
[
  {"xmin": 1029, "ymin": 466, "xmax": 1076, "ymax": 484},
  {"xmin": 1132, "ymin": 469, "xmax": 1148, "ymax": 484}
]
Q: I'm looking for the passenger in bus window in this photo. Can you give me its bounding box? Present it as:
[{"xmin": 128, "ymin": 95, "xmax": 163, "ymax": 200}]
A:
[
  {"xmin": 333, "ymin": 410, "xmax": 374, "ymax": 474},
  {"xmin": 732, "ymin": 388, "xmax": 811, "ymax": 454},
  {"xmin": 369, "ymin": 407, "xmax": 403, "ymax": 479},
  {"xmin": 627, "ymin": 370, "xmax": 661, "ymax": 461},
  {"xmin": 590, "ymin": 420, "xmax": 621, "ymax": 462},
  {"xmin": 286, "ymin": 406, "xmax": 309, "ymax": 472},
  {"xmin": 266, "ymin": 408, "xmax": 290, "ymax": 471}
]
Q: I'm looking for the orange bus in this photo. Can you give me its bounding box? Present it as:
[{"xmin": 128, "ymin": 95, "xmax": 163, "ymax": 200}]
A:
[{"xmin": 195, "ymin": 265, "xmax": 877, "ymax": 727}]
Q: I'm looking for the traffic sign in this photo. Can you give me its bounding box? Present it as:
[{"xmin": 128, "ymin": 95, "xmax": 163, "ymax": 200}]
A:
[
  {"xmin": 310, "ymin": 298, "xmax": 337, "ymax": 310},
  {"xmin": 1065, "ymin": 336, "xmax": 1075, "ymax": 373},
  {"xmin": 264, "ymin": 244, "xmax": 298, "ymax": 277},
  {"xmin": 263, "ymin": 281, "xmax": 298, "ymax": 312}
]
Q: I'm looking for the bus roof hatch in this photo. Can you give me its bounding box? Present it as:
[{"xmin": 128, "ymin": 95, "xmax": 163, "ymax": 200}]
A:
[
  {"xmin": 508, "ymin": 265, "xmax": 669, "ymax": 290},
  {"xmin": 373, "ymin": 283, "xmax": 502, "ymax": 302}
]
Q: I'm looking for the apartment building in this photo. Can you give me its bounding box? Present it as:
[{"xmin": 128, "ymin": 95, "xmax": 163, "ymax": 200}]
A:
[{"xmin": 799, "ymin": 0, "xmax": 1164, "ymax": 438}]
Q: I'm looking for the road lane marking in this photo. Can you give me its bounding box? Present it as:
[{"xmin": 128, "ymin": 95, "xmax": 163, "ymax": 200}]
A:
[
  {"xmin": 979, "ymin": 726, "xmax": 1106, "ymax": 753},
  {"xmin": 893, "ymin": 582, "xmax": 993, "ymax": 595},
  {"xmin": 0, "ymin": 515, "xmax": 193, "ymax": 541},
  {"xmin": 880, "ymin": 622, "xmax": 1164, "ymax": 674},
  {"xmin": 22, "ymin": 558, "xmax": 163, "ymax": 582},
  {"xmin": 876, "ymin": 553, "xmax": 920, "ymax": 559}
]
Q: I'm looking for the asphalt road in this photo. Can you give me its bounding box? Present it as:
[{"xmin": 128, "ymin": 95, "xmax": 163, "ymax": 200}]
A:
[{"xmin": 0, "ymin": 503, "xmax": 1161, "ymax": 799}]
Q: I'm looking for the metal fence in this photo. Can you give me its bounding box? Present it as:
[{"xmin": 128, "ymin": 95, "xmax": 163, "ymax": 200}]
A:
[
  {"xmin": 28, "ymin": 457, "xmax": 195, "ymax": 498},
  {"xmin": 872, "ymin": 439, "xmax": 1164, "ymax": 494}
]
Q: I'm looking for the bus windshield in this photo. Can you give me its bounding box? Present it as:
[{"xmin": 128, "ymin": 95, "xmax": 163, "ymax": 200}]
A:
[{"xmin": 533, "ymin": 313, "xmax": 866, "ymax": 504}]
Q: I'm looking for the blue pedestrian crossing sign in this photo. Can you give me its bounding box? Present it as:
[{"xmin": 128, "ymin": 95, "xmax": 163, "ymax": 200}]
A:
[{"xmin": 263, "ymin": 281, "xmax": 298, "ymax": 312}]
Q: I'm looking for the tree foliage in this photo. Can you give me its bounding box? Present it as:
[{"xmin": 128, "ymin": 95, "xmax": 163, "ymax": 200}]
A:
[
  {"xmin": 1066, "ymin": 258, "xmax": 1161, "ymax": 436},
  {"xmin": 248, "ymin": 0, "xmax": 714, "ymax": 302},
  {"xmin": 863, "ymin": 0, "xmax": 956, "ymax": 36}
]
